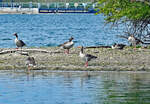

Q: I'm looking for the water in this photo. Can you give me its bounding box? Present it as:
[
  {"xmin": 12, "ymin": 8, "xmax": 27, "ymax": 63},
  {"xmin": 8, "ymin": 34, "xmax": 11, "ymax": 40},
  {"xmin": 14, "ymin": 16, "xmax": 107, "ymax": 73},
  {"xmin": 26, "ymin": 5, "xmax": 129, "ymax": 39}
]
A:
[
  {"xmin": 0, "ymin": 70, "xmax": 149, "ymax": 104},
  {"xmin": 0, "ymin": 14, "xmax": 126, "ymax": 48}
]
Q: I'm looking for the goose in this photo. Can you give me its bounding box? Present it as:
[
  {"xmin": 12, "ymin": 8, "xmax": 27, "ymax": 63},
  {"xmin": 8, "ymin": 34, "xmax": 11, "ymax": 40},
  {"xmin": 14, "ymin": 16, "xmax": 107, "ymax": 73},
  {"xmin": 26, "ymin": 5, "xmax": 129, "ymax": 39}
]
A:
[
  {"xmin": 58, "ymin": 36, "xmax": 74, "ymax": 54},
  {"xmin": 13, "ymin": 33, "xmax": 26, "ymax": 50},
  {"xmin": 79, "ymin": 46, "xmax": 97, "ymax": 67},
  {"xmin": 26, "ymin": 56, "xmax": 36, "ymax": 71},
  {"xmin": 117, "ymin": 33, "xmax": 144, "ymax": 47},
  {"xmin": 111, "ymin": 43, "xmax": 126, "ymax": 50},
  {"xmin": 128, "ymin": 35, "xmax": 143, "ymax": 46}
]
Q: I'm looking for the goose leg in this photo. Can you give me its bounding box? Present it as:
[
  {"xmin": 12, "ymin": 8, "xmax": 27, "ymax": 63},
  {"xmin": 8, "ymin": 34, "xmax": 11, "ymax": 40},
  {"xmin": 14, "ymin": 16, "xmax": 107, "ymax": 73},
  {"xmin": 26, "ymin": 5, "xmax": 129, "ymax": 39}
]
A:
[
  {"xmin": 67, "ymin": 49, "xmax": 69, "ymax": 54},
  {"xmin": 21, "ymin": 47, "xmax": 22, "ymax": 53},
  {"xmin": 16, "ymin": 47, "xmax": 18, "ymax": 50},
  {"xmin": 85, "ymin": 61, "xmax": 88, "ymax": 67},
  {"xmin": 65, "ymin": 49, "xmax": 69, "ymax": 54},
  {"xmin": 133, "ymin": 45, "xmax": 136, "ymax": 50},
  {"xmin": 64, "ymin": 50, "xmax": 67, "ymax": 54},
  {"xmin": 27, "ymin": 66, "xmax": 30, "ymax": 74}
]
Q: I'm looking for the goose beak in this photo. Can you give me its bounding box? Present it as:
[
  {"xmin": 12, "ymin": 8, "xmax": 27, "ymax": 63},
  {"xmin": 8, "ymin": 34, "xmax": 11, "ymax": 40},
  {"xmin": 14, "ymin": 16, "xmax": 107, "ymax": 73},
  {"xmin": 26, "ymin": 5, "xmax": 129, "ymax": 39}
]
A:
[
  {"xmin": 77, "ymin": 46, "xmax": 82, "ymax": 48},
  {"xmin": 77, "ymin": 46, "xmax": 85, "ymax": 49},
  {"xmin": 13, "ymin": 33, "xmax": 17, "ymax": 36}
]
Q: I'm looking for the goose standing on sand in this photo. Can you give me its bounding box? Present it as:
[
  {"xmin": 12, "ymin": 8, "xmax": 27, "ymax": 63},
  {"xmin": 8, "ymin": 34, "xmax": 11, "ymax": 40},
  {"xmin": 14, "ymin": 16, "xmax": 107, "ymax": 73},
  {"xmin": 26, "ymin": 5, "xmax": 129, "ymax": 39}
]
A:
[
  {"xmin": 117, "ymin": 33, "xmax": 143, "ymax": 47},
  {"xmin": 59, "ymin": 37, "xmax": 74, "ymax": 54},
  {"xmin": 128, "ymin": 35, "xmax": 143, "ymax": 46},
  {"xmin": 111, "ymin": 43, "xmax": 126, "ymax": 50},
  {"xmin": 26, "ymin": 56, "xmax": 36, "ymax": 71},
  {"xmin": 79, "ymin": 46, "xmax": 97, "ymax": 67},
  {"xmin": 13, "ymin": 33, "xmax": 26, "ymax": 50}
]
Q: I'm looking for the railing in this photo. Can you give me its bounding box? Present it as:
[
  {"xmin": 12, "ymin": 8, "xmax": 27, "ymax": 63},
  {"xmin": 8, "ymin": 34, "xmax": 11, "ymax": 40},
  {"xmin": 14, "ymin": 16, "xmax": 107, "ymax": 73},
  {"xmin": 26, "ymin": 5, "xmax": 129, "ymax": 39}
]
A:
[
  {"xmin": 0, "ymin": 2, "xmax": 98, "ymax": 13},
  {"xmin": 0, "ymin": 2, "xmax": 97, "ymax": 9}
]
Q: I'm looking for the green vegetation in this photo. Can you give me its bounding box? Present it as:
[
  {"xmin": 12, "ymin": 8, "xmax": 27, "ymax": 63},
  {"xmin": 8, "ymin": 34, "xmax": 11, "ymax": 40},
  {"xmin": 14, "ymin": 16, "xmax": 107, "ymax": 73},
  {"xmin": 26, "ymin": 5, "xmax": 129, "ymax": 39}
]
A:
[
  {"xmin": 97, "ymin": 0, "xmax": 150, "ymax": 39},
  {"xmin": 3, "ymin": 0, "xmax": 94, "ymax": 3}
]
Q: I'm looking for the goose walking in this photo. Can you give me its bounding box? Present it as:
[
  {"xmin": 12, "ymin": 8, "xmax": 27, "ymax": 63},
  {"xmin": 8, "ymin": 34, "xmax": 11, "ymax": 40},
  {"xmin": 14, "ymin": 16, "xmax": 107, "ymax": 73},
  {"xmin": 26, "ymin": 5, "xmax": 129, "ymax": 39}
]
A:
[
  {"xmin": 117, "ymin": 33, "xmax": 143, "ymax": 47},
  {"xmin": 13, "ymin": 33, "xmax": 26, "ymax": 51},
  {"xmin": 79, "ymin": 46, "xmax": 97, "ymax": 67},
  {"xmin": 58, "ymin": 37, "xmax": 74, "ymax": 54},
  {"xmin": 26, "ymin": 56, "xmax": 36, "ymax": 71}
]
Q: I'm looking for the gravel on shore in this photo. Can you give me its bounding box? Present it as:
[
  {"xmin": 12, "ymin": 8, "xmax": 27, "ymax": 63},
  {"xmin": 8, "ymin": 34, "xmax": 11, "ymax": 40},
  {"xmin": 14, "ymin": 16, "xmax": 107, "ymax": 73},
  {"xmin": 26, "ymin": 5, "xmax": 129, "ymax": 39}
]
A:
[{"xmin": 0, "ymin": 47, "xmax": 150, "ymax": 71}]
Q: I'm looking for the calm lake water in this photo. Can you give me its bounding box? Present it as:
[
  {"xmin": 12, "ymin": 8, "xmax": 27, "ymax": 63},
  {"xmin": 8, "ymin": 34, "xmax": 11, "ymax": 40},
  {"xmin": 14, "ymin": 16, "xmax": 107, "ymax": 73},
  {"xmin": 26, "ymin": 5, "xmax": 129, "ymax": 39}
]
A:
[
  {"xmin": 0, "ymin": 71, "xmax": 150, "ymax": 104},
  {"xmin": 1, "ymin": 14, "xmax": 149, "ymax": 104},
  {"xmin": 0, "ymin": 14, "xmax": 126, "ymax": 48}
]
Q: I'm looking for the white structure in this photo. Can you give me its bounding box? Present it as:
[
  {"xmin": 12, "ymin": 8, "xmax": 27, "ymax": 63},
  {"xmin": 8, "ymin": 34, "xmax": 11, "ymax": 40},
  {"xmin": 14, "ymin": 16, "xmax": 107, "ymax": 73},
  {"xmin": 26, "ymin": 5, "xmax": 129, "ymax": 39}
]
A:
[
  {"xmin": 82, "ymin": 3, "xmax": 87, "ymax": 9},
  {"xmin": 66, "ymin": 3, "xmax": 69, "ymax": 8},
  {"xmin": 74, "ymin": 3, "xmax": 78, "ymax": 8}
]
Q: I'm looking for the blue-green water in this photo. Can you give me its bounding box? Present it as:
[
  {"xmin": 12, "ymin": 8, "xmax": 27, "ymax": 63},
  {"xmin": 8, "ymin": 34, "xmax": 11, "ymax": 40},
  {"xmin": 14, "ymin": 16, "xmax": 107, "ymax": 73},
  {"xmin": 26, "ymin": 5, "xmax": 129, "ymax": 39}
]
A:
[
  {"xmin": 0, "ymin": 14, "xmax": 126, "ymax": 48},
  {"xmin": 0, "ymin": 71, "xmax": 150, "ymax": 104}
]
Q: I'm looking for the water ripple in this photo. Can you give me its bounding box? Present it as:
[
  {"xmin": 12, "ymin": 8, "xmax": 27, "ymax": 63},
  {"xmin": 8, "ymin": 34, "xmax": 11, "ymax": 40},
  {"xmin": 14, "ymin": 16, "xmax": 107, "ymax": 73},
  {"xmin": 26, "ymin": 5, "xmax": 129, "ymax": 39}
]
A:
[{"xmin": 0, "ymin": 14, "xmax": 126, "ymax": 48}]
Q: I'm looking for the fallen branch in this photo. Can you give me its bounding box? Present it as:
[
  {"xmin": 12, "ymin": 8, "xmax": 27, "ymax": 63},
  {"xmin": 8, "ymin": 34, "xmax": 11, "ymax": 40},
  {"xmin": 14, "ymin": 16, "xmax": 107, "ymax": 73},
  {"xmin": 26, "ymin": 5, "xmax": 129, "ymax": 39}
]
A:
[
  {"xmin": 86, "ymin": 46, "xmax": 111, "ymax": 48},
  {"xmin": 116, "ymin": 35, "xmax": 129, "ymax": 39},
  {"xmin": 0, "ymin": 48, "xmax": 62, "ymax": 55}
]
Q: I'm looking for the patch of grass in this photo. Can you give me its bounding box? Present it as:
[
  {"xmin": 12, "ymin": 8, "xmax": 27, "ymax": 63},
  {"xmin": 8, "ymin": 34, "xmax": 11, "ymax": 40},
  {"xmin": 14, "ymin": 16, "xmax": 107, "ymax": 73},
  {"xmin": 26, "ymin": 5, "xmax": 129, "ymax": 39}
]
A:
[{"xmin": 0, "ymin": 60, "xmax": 5, "ymax": 63}]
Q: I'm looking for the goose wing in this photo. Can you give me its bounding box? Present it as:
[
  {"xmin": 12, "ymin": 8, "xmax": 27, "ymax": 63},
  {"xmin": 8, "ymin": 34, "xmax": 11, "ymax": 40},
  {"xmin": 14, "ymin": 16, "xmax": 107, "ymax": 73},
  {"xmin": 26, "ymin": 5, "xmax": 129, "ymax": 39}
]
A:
[
  {"xmin": 58, "ymin": 41, "xmax": 74, "ymax": 49},
  {"xmin": 16, "ymin": 40, "xmax": 26, "ymax": 47},
  {"xmin": 86, "ymin": 54, "xmax": 97, "ymax": 61},
  {"xmin": 58, "ymin": 41, "xmax": 68, "ymax": 47},
  {"xmin": 30, "ymin": 57, "xmax": 36, "ymax": 65}
]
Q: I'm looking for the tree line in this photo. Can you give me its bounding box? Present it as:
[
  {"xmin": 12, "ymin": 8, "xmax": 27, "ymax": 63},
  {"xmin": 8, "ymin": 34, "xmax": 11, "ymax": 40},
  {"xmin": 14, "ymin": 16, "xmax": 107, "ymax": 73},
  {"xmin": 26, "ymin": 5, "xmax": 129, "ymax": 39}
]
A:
[{"xmin": 97, "ymin": 0, "xmax": 150, "ymax": 39}]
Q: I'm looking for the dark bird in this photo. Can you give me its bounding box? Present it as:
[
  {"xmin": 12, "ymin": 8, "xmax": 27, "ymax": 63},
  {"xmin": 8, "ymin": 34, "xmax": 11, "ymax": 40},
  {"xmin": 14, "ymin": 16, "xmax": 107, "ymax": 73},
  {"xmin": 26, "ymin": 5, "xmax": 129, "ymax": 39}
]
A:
[
  {"xmin": 26, "ymin": 56, "xmax": 36, "ymax": 71},
  {"xmin": 111, "ymin": 43, "xmax": 126, "ymax": 50},
  {"xmin": 58, "ymin": 36, "xmax": 74, "ymax": 54},
  {"xmin": 79, "ymin": 46, "xmax": 97, "ymax": 67},
  {"xmin": 13, "ymin": 33, "xmax": 26, "ymax": 50}
]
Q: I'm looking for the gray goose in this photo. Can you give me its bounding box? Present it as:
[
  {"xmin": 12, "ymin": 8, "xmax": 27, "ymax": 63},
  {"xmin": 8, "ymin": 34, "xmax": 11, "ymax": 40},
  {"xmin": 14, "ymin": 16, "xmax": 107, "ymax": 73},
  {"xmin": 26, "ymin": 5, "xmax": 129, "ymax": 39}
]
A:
[
  {"xmin": 117, "ymin": 33, "xmax": 143, "ymax": 47},
  {"xmin": 26, "ymin": 56, "xmax": 36, "ymax": 71},
  {"xmin": 128, "ymin": 35, "xmax": 143, "ymax": 46},
  {"xmin": 58, "ymin": 37, "xmax": 74, "ymax": 54},
  {"xmin": 13, "ymin": 33, "xmax": 26, "ymax": 50},
  {"xmin": 79, "ymin": 46, "xmax": 97, "ymax": 67}
]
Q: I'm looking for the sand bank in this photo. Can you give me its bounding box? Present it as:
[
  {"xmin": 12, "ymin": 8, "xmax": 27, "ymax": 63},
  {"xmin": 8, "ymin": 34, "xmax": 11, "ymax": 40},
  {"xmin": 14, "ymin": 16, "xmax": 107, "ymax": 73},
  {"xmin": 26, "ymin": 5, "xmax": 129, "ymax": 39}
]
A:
[{"xmin": 0, "ymin": 47, "xmax": 150, "ymax": 71}]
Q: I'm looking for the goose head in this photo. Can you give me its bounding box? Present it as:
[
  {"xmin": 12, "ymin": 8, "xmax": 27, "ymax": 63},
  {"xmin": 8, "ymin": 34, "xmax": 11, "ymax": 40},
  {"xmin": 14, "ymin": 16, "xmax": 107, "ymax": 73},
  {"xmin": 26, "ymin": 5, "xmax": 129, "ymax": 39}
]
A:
[
  {"xmin": 13, "ymin": 33, "xmax": 18, "ymax": 38},
  {"xmin": 69, "ymin": 36, "xmax": 74, "ymax": 42}
]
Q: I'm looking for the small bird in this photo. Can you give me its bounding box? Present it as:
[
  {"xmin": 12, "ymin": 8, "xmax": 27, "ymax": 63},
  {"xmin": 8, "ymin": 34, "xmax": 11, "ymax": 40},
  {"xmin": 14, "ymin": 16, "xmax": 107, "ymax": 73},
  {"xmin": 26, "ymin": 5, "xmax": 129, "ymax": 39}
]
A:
[
  {"xmin": 111, "ymin": 43, "xmax": 126, "ymax": 50},
  {"xmin": 128, "ymin": 35, "xmax": 143, "ymax": 46},
  {"xmin": 79, "ymin": 46, "xmax": 97, "ymax": 67},
  {"xmin": 26, "ymin": 56, "xmax": 36, "ymax": 71},
  {"xmin": 58, "ymin": 36, "xmax": 74, "ymax": 54},
  {"xmin": 13, "ymin": 33, "xmax": 26, "ymax": 51}
]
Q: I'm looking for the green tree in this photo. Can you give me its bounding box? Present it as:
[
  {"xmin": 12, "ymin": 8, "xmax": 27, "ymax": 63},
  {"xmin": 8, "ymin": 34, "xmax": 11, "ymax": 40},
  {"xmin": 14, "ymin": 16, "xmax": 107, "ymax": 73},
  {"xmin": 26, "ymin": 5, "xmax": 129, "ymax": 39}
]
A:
[{"xmin": 97, "ymin": 0, "xmax": 150, "ymax": 39}]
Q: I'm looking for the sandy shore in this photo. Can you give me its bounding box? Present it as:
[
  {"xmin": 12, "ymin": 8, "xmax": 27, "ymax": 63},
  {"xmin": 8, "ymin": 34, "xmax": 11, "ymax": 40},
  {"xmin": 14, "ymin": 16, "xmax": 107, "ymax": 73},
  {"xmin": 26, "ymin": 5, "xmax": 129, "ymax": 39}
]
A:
[{"xmin": 0, "ymin": 47, "xmax": 150, "ymax": 71}]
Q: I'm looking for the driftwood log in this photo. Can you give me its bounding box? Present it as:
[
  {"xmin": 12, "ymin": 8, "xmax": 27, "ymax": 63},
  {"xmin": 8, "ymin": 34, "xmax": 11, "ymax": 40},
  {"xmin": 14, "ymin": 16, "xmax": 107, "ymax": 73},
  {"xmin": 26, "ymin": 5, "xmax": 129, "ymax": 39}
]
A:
[
  {"xmin": 0, "ymin": 46, "xmax": 112, "ymax": 55},
  {"xmin": 0, "ymin": 47, "xmax": 150, "ymax": 71},
  {"xmin": 85, "ymin": 46, "xmax": 111, "ymax": 48},
  {"xmin": 0, "ymin": 48, "xmax": 62, "ymax": 55}
]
